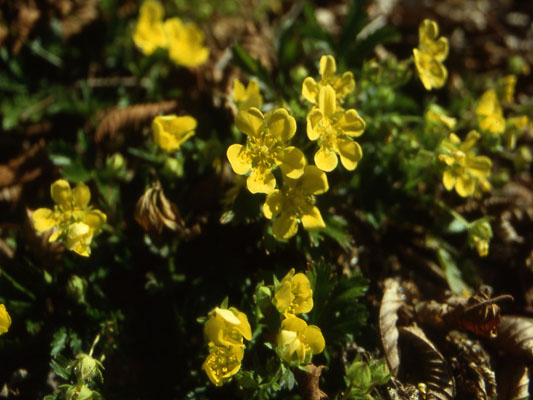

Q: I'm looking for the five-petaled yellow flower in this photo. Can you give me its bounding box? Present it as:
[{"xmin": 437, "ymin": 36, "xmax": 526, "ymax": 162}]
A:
[
  {"xmin": 274, "ymin": 269, "xmax": 313, "ymax": 317},
  {"xmin": 203, "ymin": 343, "xmax": 244, "ymax": 386},
  {"xmin": 132, "ymin": 0, "xmax": 168, "ymax": 55},
  {"xmin": 204, "ymin": 307, "xmax": 252, "ymax": 348},
  {"xmin": 233, "ymin": 78, "xmax": 263, "ymax": 110},
  {"xmin": 263, "ymin": 165, "xmax": 328, "ymax": 240},
  {"xmin": 307, "ymin": 85, "xmax": 365, "ymax": 172},
  {"xmin": 438, "ymin": 131, "xmax": 492, "ymax": 197},
  {"xmin": 227, "ymin": 107, "xmax": 306, "ymax": 194},
  {"xmin": 32, "ymin": 180, "xmax": 107, "ymax": 257},
  {"xmin": 164, "ymin": 17, "xmax": 209, "ymax": 68},
  {"xmin": 152, "ymin": 115, "xmax": 197, "ymax": 152},
  {"xmin": 476, "ymin": 89, "xmax": 505, "ymax": 135},
  {"xmin": 413, "ymin": 19, "xmax": 448, "ymax": 90},
  {"xmin": 302, "ymin": 55, "xmax": 355, "ymax": 106},
  {"xmin": 277, "ymin": 316, "xmax": 325, "ymax": 364},
  {"xmin": 0, "ymin": 304, "xmax": 11, "ymax": 335}
]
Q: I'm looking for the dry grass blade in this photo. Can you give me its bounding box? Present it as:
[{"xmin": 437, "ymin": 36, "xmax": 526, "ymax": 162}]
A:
[
  {"xmin": 399, "ymin": 326, "xmax": 455, "ymax": 400},
  {"xmin": 492, "ymin": 315, "xmax": 533, "ymax": 363},
  {"xmin": 94, "ymin": 100, "xmax": 179, "ymax": 144},
  {"xmin": 497, "ymin": 363, "xmax": 529, "ymax": 400},
  {"xmin": 379, "ymin": 278, "xmax": 403, "ymax": 374}
]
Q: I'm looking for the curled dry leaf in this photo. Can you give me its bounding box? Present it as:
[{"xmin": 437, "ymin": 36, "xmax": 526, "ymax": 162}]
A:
[
  {"xmin": 60, "ymin": 0, "xmax": 98, "ymax": 39},
  {"xmin": 94, "ymin": 100, "xmax": 179, "ymax": 145},
  {"xmin": 398, "ymin": 326, "xmax": 455, "ymax": 400},
  {"xmin": 134, "ymin": 182, "xmax": 185, "ymax": 240},
  {"xmin": 496, "ymin": 363, "xmax": 529, "ymax": 400},
  {"xmin": 293, "ymin": 364, "xmax": 327, "ymax": 400},
  {"xmin": 491, "ymin": 315, "xmax": 533, "ymax": 363},
  {"xmin": 379, "ymin": 278, "xmax": 403, "ymax": 374}
]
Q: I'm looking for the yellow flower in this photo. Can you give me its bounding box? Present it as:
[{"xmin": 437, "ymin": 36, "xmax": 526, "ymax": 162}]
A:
[
  {"xmin": 203, "ymin": 343, "xmax": 244, "ymax": 386},
  {"xmin": 263, "ymin": 165, "xmax": 328, "ymax": 240},
  {"xmin": 467, "ymin": 219, "xmax": 492, "ymax": 257},
  {"xmin": 274, "ymin": 269, "xmax": 313, "ymax": 316},
  {"xmin": 132, "ymin": 0, "xmax": 168, "ymax": 55},
  {"xmin": 302, "ymin": 55, "xmax": 355, "ymax": 106},
  {"xmin": 0, "ymin": 304, "xmax": 11, "ymax": 335},
  {"xmin": 277, "ymin": 316, "xmax": 325, "ymax": 364},
  {"xmin": 502, "ymin": 74, "xmax": 517, "ymax": 103},
  {"xmin": 32, "ymin": 180, "xmax": 107, "ymax": 257},
  {"xmin": 227, "ymin": 107, "xmax": 306, "ymax": 194},
  {"xmin": 505, "ymin": 115, "xmax": 529, "ymax": 149},
  {"xmin": 165, "ymin": 17, "xmax": 209, "ymax": 68},
  {"xmin": 306, "ymin": 85, "xmax": 365, "ymax": 172},
  {"xmin": 233, "ymin": 79, "xmax": 263, "ymax": 110},
  {"xmin": 476, "ymin": 89, "xmax": 505, "ymax": 135},
  {"xmin": 204, "ymin": 307, "xmax": 252, "ymax": 348},
  {"xmin": 438, "ymin": 131, "xmax": 492, "ymax": 197},
  {"xmin": 413, "ymin": 19, "xmax": 448, "ymax": 90},
  {"xmin": 152, "ymin": 115, "xmax": 196, "ymax": 152}
]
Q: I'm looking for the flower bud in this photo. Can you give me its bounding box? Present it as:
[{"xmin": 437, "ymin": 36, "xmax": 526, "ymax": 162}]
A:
[
  {"xmin": 73, "ymin": 353, "xmax": 103, "ymax": 382},
  {"xmin": 65, "ymin": 384, "xmax": 95, "ymax": 400}
]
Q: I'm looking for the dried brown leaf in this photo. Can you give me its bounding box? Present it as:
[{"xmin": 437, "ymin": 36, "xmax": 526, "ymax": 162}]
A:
[
  {"xmin": 12, "ymin": 0, "xmax": 40, "ymax": 54},
  {"xmin": 60, "ymin": 0, "xmax": 98, "ymax": 39},
  {"xmin": 492, "ymin": 315, "xmax": 533, "ymax": 363},
  {"xmin": 399, "ymin": 326, "xmax": 455, "ymax": 400},
  {"xmin": 497, "ymin": 363, "xmax": 529, "ymax": 400},
  {"xmin": 293, "ymin": 364, "xmax": 327, "ymax": 400},
  {"xmin": 94, "ymin": 100, "xmax": 179, "ymax": 144},
  {"xmin": 380, "ymin": 278, "xmax": 403, "ymax": 374}
]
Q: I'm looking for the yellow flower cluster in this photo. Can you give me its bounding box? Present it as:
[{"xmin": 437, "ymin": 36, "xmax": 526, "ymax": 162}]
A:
[
  {"xmin": 273, "ymin": 270, "xmax": 325, "ymax": 364},
  {"xmin": 152, "ymin": 114, "xmax": 197, "ymax": 152},
  {"xmin": 303, "ymin": 55, "xmax": 365, "ymax": 172},
  {"xmin": 0, "ymin": 304, "xmax": 11, "ymax": 335},
  {"xmin": 438, "ymin": 131, "xmax": 492, "ymax": 197},
  {"xmin": 32, "ymin": 180, "xmax": 107, "ymax": 257},
  {"xmin": 413, "ymin": 19, "xmax": 449, "ymax": 90},
  {"xmin": 226, "ymin": 55, "xmax": 368, "ymax": 240},
  {"xmin": 202, "ymin": 307, "xmax": 252, "ymax": 386},
  {"xmin": 133, "ymin": 0, "xmax": 209, "ymax": 68}
]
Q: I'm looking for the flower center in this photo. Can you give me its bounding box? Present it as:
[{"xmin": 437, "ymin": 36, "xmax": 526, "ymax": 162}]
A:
[{"xmin": 247, "ymin": 131, "xmax": 282, "ymax": 171}]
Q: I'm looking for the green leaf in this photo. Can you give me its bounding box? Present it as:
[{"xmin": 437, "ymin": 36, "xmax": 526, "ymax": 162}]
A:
[
  {"xmin": 51, "ymin": 327, "xmax": 68, "ymax": 358},
  {"xmin": 338, "ymin": 0, "xmax": 369, "ymax": 53},
  {"xmin": 232, "ymin": 43, "xmax": 270, "ymax": 85},
  {"xmin": 437, "ymin": 248, "xmax": 469, "ymax": 295}
]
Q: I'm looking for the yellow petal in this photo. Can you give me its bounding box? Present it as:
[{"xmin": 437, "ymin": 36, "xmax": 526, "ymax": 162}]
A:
[
  {"xmin": 66, "ymin": 222, "xmax": 92, "ymax": 257},
  {"xmin": 281, "ymin": 316, "xmax": 308, "ymax": 333},
  {"xmin": 419, "ymin": 19, "xmax": 439, "ymax": 42},
  {"xmin": 204, "ymin": 314, "xmax": 227, "ymax": 345},
  {"xmin": 413, "ymin": 49, "xmax": 447, "ymax": 90},
  {"xmin": 456, "ymin": 175, "xmax": 475, "ymax": 197},
  {"xmin": 277, "ymin": 146, "xmax": 306, "ymax": 179},
  {"xmin": 290, "ymin": 273, "xmax": 314, "ymax": 314},
  {"xmin": 304, "ymin": 325, "xmax": 325, "ymax": 354},
  {"xmin": 51, "ymin": 179, "xmax": 72, "ymax": 208},
  {"xmin": 301, "ymin": 204, "xmax": 325, "ymax": 231},
  {"xmin": 0, "ymin": 304, "xmax": 11, "ymax": 335},
  {"xmin": 267, "ymin": 108, "xmax": 296, "ymax": 142},
  {"xmin": 227, "ymin": 144, "xmax": 252, "ymax": 175},
  {"xmin": 32, "ymin": 208, "xmax": 57, "ymax": 232},
  {"xmin": 462, "ymin": 130, "xmax": 481, "ymax": 151},
  {"xmin": 306, "ymin": 109, "xmax": 323, "ymax": 141},
  {"xmin": 236, "ymin": 311, "xmax": 252, "ymax": 340},
  {"xmin": 247, "ymin": 169, "xmax": 276, "ymax": 194},
  {"xmin": 165, "ymin": 18, "xmax": 209, "ymax": 67},
  {"xmin": 476, "ymin": 90, "xmax": 498, "ymax": 117},
  {"xmin": 430, "ymin": 37, "xmax": 449, "ymax": 61},
  {"xmin": 300, "ymin": 165, "xmax": 329, "ymax": 195},
  {"xmin": 84, "ymin": 210, "xmax": 107, "ymax": 231},
  {"xmin": 442, "ymin": 170, "xmax": 455, "ymax": 191},
  {"xmin": 235, "ymin": 107, "xmax": 264, "ymax": 137},
  {"xmin": 302, "ymin": 77, "xmax": 319, "ymax": 104},
  {"xmin": 263, "ymin": 190, "xmax": 282, "ymax": 220},
  {"xmin": 337, "ymin": 138, "xmax": 362, "ymax": 170},
  {"xmin": 318, "ymin": 85, "xmax": 336, "ymax": 117},
  {"xmin": 133, "ymin": 1, "xmax": 168, "ymax": 55},
  {"xmin": 336, "ymin": 72, "xmax": 355, "ymax": 98},
  {"xmin": 468, "ymin": 155, "xmax": 492, "ymax": 177},
  {"xmin": 72, "ymin": 182, "xmax": 91, "ymax": 208},
  {"xmin": 272, "ymin": 213, "xmax": 298, "ymax": 240},
  {"xmin": 233, "ymin": 78, "xmax": 246, "ymax": 102},
  {"xmin": 153, "ymin": 115, "xmax": 197, "ymax": 152},
  {"xmin": 278, "ymin": 328, "xmax": 298, "ymax": 347},
  {"xmin": 240, "ymin": 80, "xmax": 263, "ymax": 110},
  {"xmin": 319, "ymin": 55, "xmax": 336, "ymax": 79},
  {"xmin": 339, "ymin": 109, "xmax": 365, "ymax": 137},
  {"xmin": 314, "ymin": 147, "xmax": 338, "ymax": 172},
  {"xmin": 274, "ymin": 281, "xmax": 293, "ymax": 314}
]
